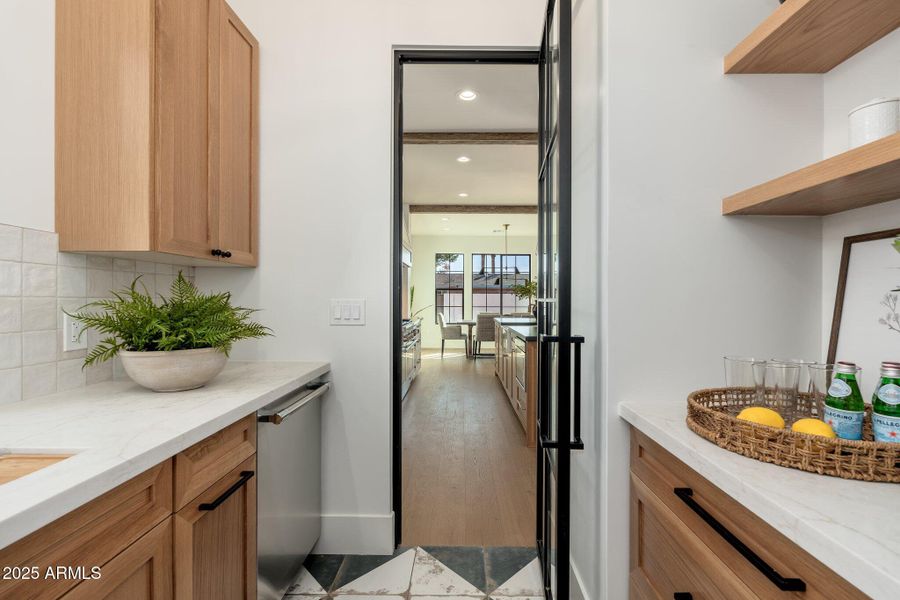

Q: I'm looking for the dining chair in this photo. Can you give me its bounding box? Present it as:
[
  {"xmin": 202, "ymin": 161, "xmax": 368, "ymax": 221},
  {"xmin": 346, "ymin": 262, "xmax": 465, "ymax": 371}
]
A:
[
  {"xmin": 437, "ymin": 312, "xmax": 468, "ymax": 358},
  {"xmin": 475, "ymin": 312, "xmax": 501, "ymax": 355}
]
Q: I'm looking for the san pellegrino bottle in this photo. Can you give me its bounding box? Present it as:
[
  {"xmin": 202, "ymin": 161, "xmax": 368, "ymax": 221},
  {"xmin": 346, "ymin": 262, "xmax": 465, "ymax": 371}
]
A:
[
  {"xmin": 872, "ymin": 362, "xmax": 900, "ymax": 444},
  {"xmin": 824, "ymin": 361, "xmax": 865, "ymax": 441}
]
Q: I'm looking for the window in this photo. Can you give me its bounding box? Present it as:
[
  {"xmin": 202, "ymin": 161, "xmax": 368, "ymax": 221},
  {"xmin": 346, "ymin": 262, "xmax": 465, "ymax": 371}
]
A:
[
  {"xmin": 471, "ymin": 254, "xmax": 532, "ymax": 317},
  {"xmin": 435, "ymin": 253, "xmax": 464, "ymax": 324}
]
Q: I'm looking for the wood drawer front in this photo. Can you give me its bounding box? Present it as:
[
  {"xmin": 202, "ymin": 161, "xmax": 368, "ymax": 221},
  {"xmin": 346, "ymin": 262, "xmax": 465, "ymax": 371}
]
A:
[
  {"xmin": 0, "ymin": 461, "xmax": 173, "ymax": 600},
  {"xmin": 631, "ymin": 429, "xmax": 866, "ymax": 600},
  {"xmin": 60, "ymin": 518, "xmax": 173, "ymax": 600},
  {"xmin": 174, "ymin": 414, "xmax": 256, "ymax": 510},
  {"xmin": 631, "ymin": 475, "xmax": 758, "ymax": 600}
]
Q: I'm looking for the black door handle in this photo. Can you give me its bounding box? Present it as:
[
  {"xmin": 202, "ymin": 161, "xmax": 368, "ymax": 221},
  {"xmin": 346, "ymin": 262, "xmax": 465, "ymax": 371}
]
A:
[
  {"xmin": 210, "ymin": 248, "xmax": 222, "ymax": 257},
  {"xmin": 222, "ymin": 250, "xmax": 232, "ymax": 258},
  {"xmin": 673, "ymin": 594, "xmax": 692, "ymax": 600},
  {"xmin": 674, "ymin": 488, "xmax": 806, "ymax": 592},
  {"xmin": 199, "ymin": 471, "xmax": 254, "ymax": 511},
  {"xmin": 537, "ymin": 334, "xmax": 585, "ymax": 450}
]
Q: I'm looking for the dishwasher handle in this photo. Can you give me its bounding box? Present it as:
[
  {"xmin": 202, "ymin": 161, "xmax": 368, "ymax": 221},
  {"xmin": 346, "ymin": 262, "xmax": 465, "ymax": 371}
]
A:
[{"xmin": 258, "ymin": 382, "xmax": 331, "ymax": 425}]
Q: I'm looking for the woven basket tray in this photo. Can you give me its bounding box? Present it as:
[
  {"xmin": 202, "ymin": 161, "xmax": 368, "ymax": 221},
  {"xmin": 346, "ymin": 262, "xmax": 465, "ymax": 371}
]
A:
[{"xmin": 687, "ymin": 387, "xmax": 900, "ymax": 483}]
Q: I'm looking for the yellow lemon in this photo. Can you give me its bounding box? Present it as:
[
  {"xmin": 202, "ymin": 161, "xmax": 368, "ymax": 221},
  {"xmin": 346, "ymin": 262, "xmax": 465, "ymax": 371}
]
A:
[
  {"xmin": 791, "ymin": 418, "xmax": 836, "ymax": 438},
  {"xmin": 736, "ymin": 407, "xmax": 785, "ymax": 429}
]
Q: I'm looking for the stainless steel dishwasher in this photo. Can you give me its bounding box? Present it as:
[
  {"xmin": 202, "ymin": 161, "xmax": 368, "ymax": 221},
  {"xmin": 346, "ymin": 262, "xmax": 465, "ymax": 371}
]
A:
[{"xmin": 256, "ymin": 380, "xmax": 330, "ymax": 600}]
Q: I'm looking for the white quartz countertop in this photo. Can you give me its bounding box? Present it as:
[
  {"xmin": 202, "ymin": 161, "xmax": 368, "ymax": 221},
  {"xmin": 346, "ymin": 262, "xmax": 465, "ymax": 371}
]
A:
[
  {"xmin": 619, "ymin": 401, "xmax": 900, "ymax": 600},
  {"xmin": 0, "ymin": 360, "xmax": 330, "ymax": 550}
]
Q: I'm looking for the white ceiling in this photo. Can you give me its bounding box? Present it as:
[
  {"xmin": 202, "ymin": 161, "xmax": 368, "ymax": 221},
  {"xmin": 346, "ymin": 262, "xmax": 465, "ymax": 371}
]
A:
[
  {"xmin": 402, "ymin": 63, "xmax": 538, "ymax": 209},
  {"xmin": 403, "ymin": 64, "xmax": 538, "ymax": 132},
  {"xmin": 410, "ymin": 212, "xmax": 537, "ymax": 237},
  {"xmin": 403, "ymin": 144, "xmax": 538, "ymax": 205}
]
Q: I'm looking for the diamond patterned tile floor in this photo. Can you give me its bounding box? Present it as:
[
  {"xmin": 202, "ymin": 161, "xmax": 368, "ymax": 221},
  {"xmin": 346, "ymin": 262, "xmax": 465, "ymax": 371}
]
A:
[{"xmin": 283, "ymin": 546, "xmax": 544, "ymax": 599}]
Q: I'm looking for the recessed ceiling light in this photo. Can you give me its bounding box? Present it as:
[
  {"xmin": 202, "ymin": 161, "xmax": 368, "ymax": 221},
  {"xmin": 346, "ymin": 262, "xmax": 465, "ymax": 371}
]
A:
[
  {"xmin": 442, "ymin": 227, "xmax": 451, "ymax": 231},
  {"xmin": 441, "ymin": 217, "xmax": 450, "ymax": 222},
  {"xmin": 458, "ymin": 192, "xmax": 469, "ymax": 198},
  {"xmin": 457, "ymin": 89, "xmax": 477, "ymax": 101},
  {"xmin": 456, "ymin": 156, "xmax": 470, "ymax": 163}
]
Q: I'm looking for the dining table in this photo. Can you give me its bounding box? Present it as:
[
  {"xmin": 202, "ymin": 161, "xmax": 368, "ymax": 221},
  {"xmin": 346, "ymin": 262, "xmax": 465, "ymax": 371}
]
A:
[{"xmin": 451, "ymin": 319, "xmax": 477, "ymax": 358}]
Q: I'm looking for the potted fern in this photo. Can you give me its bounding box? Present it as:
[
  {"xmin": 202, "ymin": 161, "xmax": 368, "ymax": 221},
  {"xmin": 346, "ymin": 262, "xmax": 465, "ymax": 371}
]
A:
[{"xmin": 69, "ymin": 273, "xmax": 271, "ymax": 392}]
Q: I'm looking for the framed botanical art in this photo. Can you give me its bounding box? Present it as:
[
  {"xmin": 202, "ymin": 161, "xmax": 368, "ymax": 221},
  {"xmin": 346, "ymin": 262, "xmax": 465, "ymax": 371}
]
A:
[{"xmin": 827, "ymin": 227, "xmax": 900, "ymax": 398}]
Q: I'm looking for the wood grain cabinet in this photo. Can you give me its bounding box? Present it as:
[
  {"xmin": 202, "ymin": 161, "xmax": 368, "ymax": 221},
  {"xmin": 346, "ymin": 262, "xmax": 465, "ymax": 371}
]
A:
[
  {"xmin": 55, "ymin": 0, "xmax": 259, "ymax": 266},
  {"xmin": 630, "ymin": 429, "xmax": 866, "ymax": 599},
  {"xmin": 0, "ymin": 416, "xmax": 258, "ymax": 600}
]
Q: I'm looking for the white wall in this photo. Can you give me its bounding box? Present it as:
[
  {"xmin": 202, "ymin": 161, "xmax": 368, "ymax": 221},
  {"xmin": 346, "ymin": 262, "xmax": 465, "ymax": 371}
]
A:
[
  {"xmin": 195, "ymin": 0, "xmax": 545, "ymax": 554},
  {"xmin": 0, "ymin": 0, "xmax": 54, "ymax": 232},
  {"xmin": 409, "ymin": 234, "xmax": 537, "ymax": 348},
  {"xmin": 598, "ymin": 1, "xmax": 825, "ymax": 597},
  {"xmin": 821, "ymin": 32, "xmax": 900, "ymax": 364}
]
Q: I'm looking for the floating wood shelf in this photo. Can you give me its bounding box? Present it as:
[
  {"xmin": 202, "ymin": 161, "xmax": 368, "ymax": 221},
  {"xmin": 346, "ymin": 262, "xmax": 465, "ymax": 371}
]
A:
[
  {"xmin": 723, "ymin": 133, "xmax": 900, "ymax": 216},
  {"xmin": 725, "ymin": 0, "xmax": 900, "ymax": 74}
]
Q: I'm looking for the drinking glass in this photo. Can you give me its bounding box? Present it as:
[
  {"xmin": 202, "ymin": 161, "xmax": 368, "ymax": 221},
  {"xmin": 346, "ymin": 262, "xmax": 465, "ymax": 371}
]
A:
[
  {"xmin": 808, "ymin": 363, "xmax": 835, "ymax": 419},
  {"xmin": 771, "ymin": 358, "xmax": 816, "ymax": 394},
  {"xmin": 765, "ymin": 361, "xmax": 801, "ymax": 425},
  {"xmin": 723, "ymin": 356, "xmax": 766, "ymax": 415}
]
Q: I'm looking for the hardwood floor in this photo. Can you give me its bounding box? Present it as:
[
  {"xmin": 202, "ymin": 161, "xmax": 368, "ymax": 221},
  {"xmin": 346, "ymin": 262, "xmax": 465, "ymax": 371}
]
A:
[{"xmin": 401, "ymin": 348, "xmax": 536, "ymax": 547}]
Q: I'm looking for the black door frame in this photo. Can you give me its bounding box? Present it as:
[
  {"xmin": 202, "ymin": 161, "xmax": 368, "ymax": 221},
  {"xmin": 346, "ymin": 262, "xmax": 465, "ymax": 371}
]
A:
[{"xmin": 391, "ymin": 47, "xmax": 540, "ymax": 546}]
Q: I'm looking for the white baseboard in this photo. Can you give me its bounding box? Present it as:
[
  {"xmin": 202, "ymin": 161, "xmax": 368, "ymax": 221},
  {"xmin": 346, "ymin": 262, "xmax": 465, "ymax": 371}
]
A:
[
  {"xmin": 312, "ymin": 512, "xmax": 395, "ymax": 555},
  {"xmin": 570, "ymin": 560, "xmax": 591, "ymax": 600}
]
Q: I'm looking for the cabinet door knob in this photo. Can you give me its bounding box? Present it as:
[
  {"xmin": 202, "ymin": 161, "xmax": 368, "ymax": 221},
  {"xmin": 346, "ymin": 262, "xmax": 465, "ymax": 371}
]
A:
[
  {"xmin": 222, "ymin": 250, "xmax": 232, "ymax": 258},
  {"xmin": 211, "ymin": 248, "xmax": 222, "ymax": 257}
]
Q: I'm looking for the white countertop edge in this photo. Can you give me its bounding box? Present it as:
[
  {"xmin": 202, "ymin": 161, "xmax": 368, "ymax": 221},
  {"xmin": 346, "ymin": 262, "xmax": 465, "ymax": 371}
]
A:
[
  {"xmin": 618, "ymin": 400, "xmax": 898, "ymax": 600},
  {"xmin": 0, "ymin": 361, "xmax": 330, "ymax": 550}
]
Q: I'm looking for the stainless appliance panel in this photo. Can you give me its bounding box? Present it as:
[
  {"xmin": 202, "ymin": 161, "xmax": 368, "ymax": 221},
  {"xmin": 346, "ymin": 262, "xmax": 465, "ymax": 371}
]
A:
[{"xmin": 257, "ymin": 383, "xmax": 327, "ymax": 600}]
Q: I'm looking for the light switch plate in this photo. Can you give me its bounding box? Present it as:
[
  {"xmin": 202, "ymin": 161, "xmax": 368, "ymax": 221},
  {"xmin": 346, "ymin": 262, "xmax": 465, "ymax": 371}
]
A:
[
  {"xmin": 330, "ymin": 299, "xmax": 366, "ymax": 326},
  {"xmin": 62, "ymin": 312, "xmax": 87, "ymax": 351}
]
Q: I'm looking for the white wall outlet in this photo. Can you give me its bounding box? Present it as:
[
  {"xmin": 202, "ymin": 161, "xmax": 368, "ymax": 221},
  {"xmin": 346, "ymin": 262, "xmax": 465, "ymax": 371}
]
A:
[
  {"xmin": 62, "ymin": 312, "xmax": 87, "ymax": 352},
  {"xmin": 330, "ymin": 299, "xmax": 366, "ymax": 326}
]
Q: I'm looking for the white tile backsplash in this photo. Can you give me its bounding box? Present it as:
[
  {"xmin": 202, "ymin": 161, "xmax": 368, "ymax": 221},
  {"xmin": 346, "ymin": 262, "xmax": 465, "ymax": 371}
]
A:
[
  {"xmin": 22, "ymin": 229, "xmax": 58, "ymax": 265},
  {"xmin": 0, "ymin": 223, "xmax": 195, "ymax": 403},
  {"xmin": 23, "ymin": 330, "xmax": 57, "ymax": 366},
  {"xmin": 0, "ymin": 333, "xmax": 23, "ymax": 369},
  {"xmin": 0, "ymin": 298, "xmax": 21, "ymax": 333},
  {"xmin": 0, "ymin": 261, "xmax": 22, "ymax": 296},
  {"xmin": 0, "ymin": 225, "xmax": 22, "ymax": 261},
  {"xmin": 22, "ymin": 297, "xmax": 56, "ymax": 331},
  {"xmin": 0, "ymin": 368, "xmax": 21, "ymax": 405},
  {"xmin": 23, "ymin": 263, "xmax": 56, "ymax": 296}
]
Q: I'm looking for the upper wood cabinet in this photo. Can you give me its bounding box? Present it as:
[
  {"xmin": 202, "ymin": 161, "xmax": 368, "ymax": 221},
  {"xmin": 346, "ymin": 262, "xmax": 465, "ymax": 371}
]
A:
[{"xmin": 56, "ymin": 0, "xmax": 259, "ymax": 266}]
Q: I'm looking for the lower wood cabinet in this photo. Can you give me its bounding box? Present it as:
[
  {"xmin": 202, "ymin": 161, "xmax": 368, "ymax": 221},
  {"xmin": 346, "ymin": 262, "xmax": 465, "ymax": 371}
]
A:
[
  {"xmin": 174, "ymin": 456, "xmax": 257, "ymax": 600},
  {"xmin": 0, "ymin": 416, "xmax": 258, "ymax": 600},
  {"xmin": 630, "ymin": 428, "xmax": 866, "ymax": 600},
  {"xmin": 60, "ymin": 519, "xmax": 173, "ymax": 600}
]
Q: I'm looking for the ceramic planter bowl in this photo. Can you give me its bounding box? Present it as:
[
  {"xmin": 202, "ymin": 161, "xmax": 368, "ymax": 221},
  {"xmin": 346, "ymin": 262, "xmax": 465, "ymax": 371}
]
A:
[{"xmin": 119, "ymin": 348, "xmax": 228, "ymax": 392}]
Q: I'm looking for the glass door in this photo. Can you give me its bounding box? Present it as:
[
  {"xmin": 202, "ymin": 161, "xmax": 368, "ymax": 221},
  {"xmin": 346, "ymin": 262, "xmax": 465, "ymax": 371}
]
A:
[{"xmin": 536, "ymin": 1, "xmax": 581, "ymax": 599}]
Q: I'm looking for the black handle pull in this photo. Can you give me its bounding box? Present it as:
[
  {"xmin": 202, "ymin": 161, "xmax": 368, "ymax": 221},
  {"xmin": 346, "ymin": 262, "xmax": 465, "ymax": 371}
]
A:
[
  {"xmin": 199, "ymin": 471, "xmax": 254, "ymax": 511},
  {"xmin": 536, "ymin": 334, "xmax": 585, "ymax": 450},
  {"xmin": 222, "ymin": 250, "xmax": 232, "ymax": 258},
  {"xmin": 674, "ymin": 488, "xmax": 806, "ymax": 592},
  {"xmin": 674, "ymin": 594, "xmax": 693, "ymax": 600},
  {"xmin": 211, "ymin": 248, "xmax": 222, "ymax": 257}
]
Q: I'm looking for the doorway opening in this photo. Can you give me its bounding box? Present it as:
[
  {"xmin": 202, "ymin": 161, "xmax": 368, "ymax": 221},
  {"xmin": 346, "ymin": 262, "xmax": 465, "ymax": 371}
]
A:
[{"xmin": 393, "ymin": 50, "xmax": 541, "ymax": 553}]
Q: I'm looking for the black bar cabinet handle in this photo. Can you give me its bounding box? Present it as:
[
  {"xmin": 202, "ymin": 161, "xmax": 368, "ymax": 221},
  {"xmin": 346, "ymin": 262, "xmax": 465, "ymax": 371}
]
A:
[
  {"xmin": 199, "ymin": 471, "xmax": 254, "ymax": 511},
  {"xmin": 673, "ymin": 594, "xmax": 692, "ymax": 600},
  {"xmin": 674, "ymin": 488, "xmax": 806, "ymax": 592}
]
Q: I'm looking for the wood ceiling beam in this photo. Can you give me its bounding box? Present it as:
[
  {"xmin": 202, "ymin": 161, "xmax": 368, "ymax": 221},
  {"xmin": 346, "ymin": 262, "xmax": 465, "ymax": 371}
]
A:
[
  {"xmin": 403, "ymin": 131, "xmax": 538, "ymax": 145},
  {"xmin": 409, "ymin": 204, "xmax": 537, "ymax": 214}
]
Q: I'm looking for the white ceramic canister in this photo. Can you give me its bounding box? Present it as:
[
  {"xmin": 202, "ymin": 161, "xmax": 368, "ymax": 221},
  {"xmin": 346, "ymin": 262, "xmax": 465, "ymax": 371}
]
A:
[{"xmin": 848, "ymin": 97, "xmax": 899, "ymax": 149}]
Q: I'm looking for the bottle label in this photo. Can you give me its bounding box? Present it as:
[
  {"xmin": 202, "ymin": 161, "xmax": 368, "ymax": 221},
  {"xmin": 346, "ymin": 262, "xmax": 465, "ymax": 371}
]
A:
[
  {"xmin": 873, "ymin": 412, "xmax": 900, "ymax": 443},
  {"xmin": 827, "ymin": 379, "xmax": 851, "ymax": 398},
  {"xmin": 877, "ymin": 383, "xmax": 900, "ymax": 405},
  {"xmin": 823, "ymin": 405, "xmax": 864, "ymax": 440}
]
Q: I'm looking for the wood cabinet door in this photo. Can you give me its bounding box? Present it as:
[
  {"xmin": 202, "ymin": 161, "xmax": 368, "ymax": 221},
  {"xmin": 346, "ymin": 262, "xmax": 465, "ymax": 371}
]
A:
[
  {"xmin": 174, "ymin": 456, "xmax": 256, "ymax": 600},
  {"xmin": 209, "ymin": 0, "xmax": 259, "ymax": 266},
  {"xmin": 61, "ymin": 519, "xmax": 173, "ymax": 600},
  {"xmin": 154, "ymin": 0, "xmax": 214, "ymax": 260}
]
